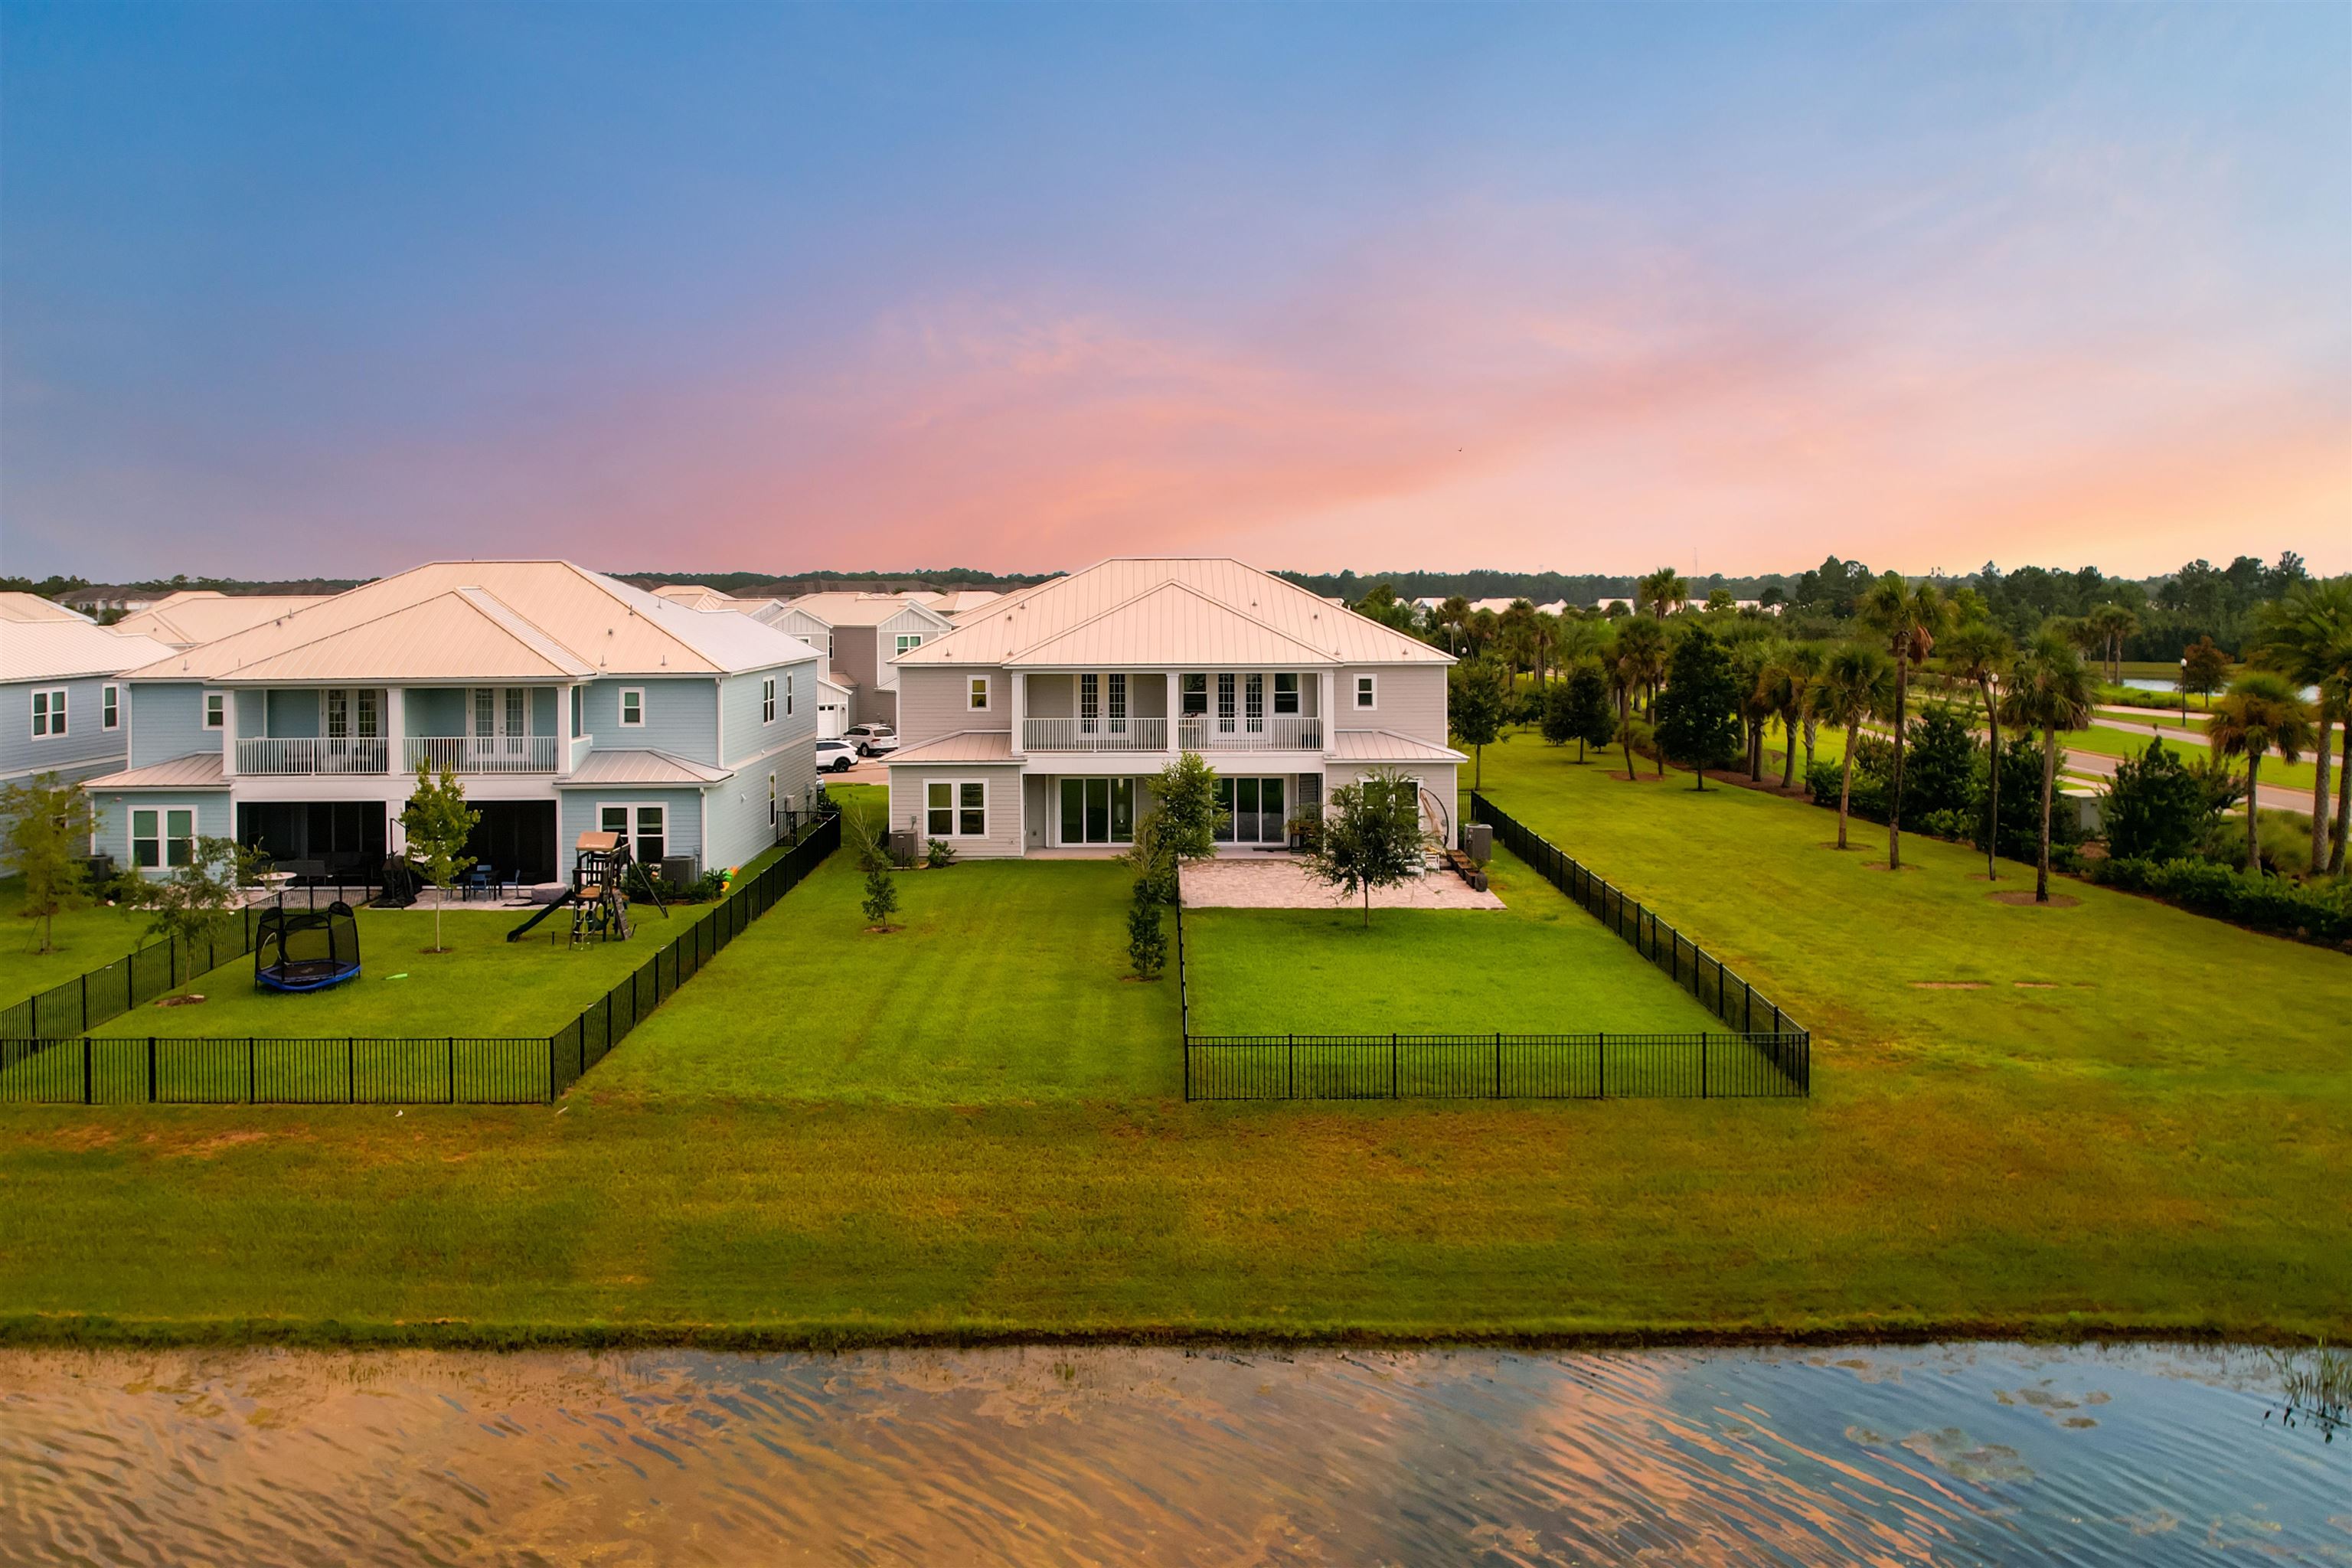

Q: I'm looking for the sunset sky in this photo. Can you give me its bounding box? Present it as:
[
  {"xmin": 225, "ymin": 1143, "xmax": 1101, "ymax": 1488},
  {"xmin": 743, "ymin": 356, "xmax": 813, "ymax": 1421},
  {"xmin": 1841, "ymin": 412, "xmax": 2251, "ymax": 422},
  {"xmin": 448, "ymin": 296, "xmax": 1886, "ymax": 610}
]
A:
[{"xmin": 3, "ymin": 3, "xmax": 2346, "ymax": 581}]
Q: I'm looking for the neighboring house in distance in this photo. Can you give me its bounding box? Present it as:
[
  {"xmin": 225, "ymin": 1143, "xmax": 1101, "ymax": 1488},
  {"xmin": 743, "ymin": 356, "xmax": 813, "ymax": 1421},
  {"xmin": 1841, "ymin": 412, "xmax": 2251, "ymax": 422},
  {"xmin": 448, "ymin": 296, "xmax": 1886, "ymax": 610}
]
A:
[
  {"xmin": 109, "ymin": 590, "xmax": 336, "ymax": 648},
  {"xmin": 884, "ymin": 557, "xmax": 1462, "ymax": 857},
  {"xmin": 910, "ymin": 588, "xmax": 1004, "ymax": 619},
  {"xmin": 754, "ymin": 593, "xmax": 953, "ymax": 732},
  {"xmin": 58, "ymin": 587, "xmax": 168, "ymax": 618},
  {"xmin": 0, "ymin": 593, "xmax": 178, "ymax": 790},
  {"xmin": 85, "ymin": 561, "xmax": 822, "ymax": 886}
]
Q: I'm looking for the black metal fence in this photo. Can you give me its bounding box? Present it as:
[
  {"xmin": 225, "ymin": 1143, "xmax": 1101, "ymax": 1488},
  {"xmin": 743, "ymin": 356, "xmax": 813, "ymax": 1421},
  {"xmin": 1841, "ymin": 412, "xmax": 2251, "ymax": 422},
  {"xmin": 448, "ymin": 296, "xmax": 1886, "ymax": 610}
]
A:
[
  {"xmin": 0, "ymin": 911, "xmax": 269, "ymax": 1042},
  {"xmin": 1174, "ymin": 796, "xmax": 1808, "ymax": 1102},
  {"xmin": 1, "ymin": 811, "xmax": 841, "ymax": 1106}
]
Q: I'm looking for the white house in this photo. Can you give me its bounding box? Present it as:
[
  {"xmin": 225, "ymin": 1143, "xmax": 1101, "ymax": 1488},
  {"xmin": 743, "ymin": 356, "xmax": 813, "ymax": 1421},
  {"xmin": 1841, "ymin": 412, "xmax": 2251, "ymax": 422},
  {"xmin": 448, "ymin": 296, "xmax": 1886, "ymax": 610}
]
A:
[{"xmin": 883, "ymin": 557, "xmax": 1463, "ymax": 856}]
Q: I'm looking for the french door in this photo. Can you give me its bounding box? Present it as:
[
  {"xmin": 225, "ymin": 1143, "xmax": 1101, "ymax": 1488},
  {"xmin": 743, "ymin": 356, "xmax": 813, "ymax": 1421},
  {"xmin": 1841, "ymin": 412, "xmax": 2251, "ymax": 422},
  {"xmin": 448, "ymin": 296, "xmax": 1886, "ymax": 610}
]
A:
[
  {"xmin": 1214, "ymin": 776, "xmax": 1288, "ymax": 844},
  {"xmin": 1057, "ymin": 778, "xmax": 1135, "ymax": 844},
  {"xmin": 471, "ymin": 687, "xmax": 529, "ymax": 766}
]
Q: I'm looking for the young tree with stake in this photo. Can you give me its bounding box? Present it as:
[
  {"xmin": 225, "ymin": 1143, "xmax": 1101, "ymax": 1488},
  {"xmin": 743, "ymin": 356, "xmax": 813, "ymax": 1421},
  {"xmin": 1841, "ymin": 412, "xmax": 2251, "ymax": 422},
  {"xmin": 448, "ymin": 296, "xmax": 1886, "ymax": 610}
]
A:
[
  {"xmin": 397, "ymin": 761, "xmax": 480, "ymax": 953},
  {"xmin": 0, "ymin": 774, "xmax": 97, "ymax": 955}
]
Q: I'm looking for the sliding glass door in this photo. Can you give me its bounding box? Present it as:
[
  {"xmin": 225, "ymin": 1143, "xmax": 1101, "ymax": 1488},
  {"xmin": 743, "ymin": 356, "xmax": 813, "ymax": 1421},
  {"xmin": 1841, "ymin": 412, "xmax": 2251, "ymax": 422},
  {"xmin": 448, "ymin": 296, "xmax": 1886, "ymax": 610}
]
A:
[
  {"xmin": 1213, "ymin": 776, "xmax": 1288, "ymax": 844},
  {"xmin": 1057, "ymin": 778, "xmax": 1136, "ymax": 844}
]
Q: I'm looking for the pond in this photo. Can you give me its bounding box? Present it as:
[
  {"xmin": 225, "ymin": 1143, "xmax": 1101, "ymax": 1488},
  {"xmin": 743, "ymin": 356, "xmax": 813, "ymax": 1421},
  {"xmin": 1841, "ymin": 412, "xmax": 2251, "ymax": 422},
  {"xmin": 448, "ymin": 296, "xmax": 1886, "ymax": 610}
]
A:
[{"xmin": 2, "ymin": 1343, "xmax": 2341, "ymax": 1564}]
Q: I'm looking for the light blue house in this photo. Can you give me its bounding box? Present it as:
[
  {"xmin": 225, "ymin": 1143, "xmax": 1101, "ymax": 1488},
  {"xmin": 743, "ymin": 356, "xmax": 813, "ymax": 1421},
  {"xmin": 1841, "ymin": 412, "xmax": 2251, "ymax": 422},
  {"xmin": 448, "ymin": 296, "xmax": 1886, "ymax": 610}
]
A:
[
  {"xmin": 0, "ymin": 593, "xmax": 177, "ymax": 797},
  {"xmin": 85, "ymin": 562, "xmax": 822, "ymax": 885}
]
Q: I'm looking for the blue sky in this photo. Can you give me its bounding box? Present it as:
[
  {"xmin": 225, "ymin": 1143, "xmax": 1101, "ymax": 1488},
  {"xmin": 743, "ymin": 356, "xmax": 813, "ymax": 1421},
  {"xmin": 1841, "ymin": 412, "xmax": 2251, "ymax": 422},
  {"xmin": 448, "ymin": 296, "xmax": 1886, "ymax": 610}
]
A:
[{"xmin": 4, "ymin": 3, "xmax": 2345, "ymax": 579}]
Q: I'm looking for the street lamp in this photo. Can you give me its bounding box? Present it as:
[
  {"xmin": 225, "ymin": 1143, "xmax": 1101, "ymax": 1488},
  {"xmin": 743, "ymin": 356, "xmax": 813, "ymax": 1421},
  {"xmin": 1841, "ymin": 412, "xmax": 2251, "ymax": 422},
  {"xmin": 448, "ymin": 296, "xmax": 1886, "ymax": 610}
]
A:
[{"xmin": 2180, "ymin": 657, "xmax": 2189, "ymax": 729}]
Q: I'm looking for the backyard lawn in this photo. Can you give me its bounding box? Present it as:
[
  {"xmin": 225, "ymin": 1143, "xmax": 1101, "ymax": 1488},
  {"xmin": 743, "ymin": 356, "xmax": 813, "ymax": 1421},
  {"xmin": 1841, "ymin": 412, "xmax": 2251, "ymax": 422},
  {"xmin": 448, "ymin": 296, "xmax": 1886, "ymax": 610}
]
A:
[
  {"xmin": 0, "ymin": 877, "xmax": 153, "ymax": 1011},
  {"xmin": 76, "ymin": 900, "xmax": 720, "ymax": 1040},
  {"xmin": 594, "ymin": 853, "xmax": 1178, "ymax": 1102},
  {"xmin": 0, "ymin": 743, "xmax": 2344, "ymax": 1349},
  {"xmin": 1182, "ymin": 846, "xmax": 1720, "ymax": 1036}
]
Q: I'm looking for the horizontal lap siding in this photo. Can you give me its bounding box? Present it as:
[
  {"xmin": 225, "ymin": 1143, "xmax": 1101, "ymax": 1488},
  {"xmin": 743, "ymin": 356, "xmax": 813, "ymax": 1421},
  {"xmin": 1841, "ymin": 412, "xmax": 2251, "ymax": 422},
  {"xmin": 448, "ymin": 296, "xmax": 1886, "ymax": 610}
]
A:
[
  {"xmin": 127, "ymin": 683, "xmax": 214, "ymax": 768},
  {"xmin": 703, "ymin": 738, "xmax": 818, "ymax": 871},
  {"xmin": 90, "ymin": 791, "xmax": 233, "ymax": 866},
  {"xmin": 1338, "ymin": 664, "xmax": 1448, "ymax": 747},
  {"xmin": 560, "ymin": 788, "xmax": 705, "ymax": 863},
  {"xmin": 581, "ymin": 678, "xmax": 717, "ymax": 763},
  {"xmin": 4, "ymin": 675, "xmax": 130, "ymax": 782},
  {"xmin": 720, "ymin": 659, "xmax": 818, "ymax": 768},
  {"xmin": 899, "ymin": 666, "xmax": 1008, "ymax": 746},
  {"xmin": 887, "ymin": 764, "xmax": 1024, "ymax": 857}
]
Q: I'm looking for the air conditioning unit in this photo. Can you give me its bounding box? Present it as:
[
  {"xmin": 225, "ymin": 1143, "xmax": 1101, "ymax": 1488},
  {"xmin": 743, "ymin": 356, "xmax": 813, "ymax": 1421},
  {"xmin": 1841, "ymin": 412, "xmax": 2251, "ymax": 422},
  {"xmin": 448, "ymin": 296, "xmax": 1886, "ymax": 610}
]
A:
[{"xmin": 658, "ymin": 853, "xmax": 701, "ymax": 888}]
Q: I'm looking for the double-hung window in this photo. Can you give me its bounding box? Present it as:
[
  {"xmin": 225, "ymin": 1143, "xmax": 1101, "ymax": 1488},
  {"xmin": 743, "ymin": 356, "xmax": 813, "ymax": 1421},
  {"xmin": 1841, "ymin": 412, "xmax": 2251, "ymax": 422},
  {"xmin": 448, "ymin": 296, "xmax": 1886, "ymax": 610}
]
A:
[
  {"xmin": 29, "ymin": 688, "xmax": 65, "ymax": 737},
  {"xmin": 102, "ymin": 685, "xmax": 119, "ymax": 730},
  {"xmin": 896, "ymin": 634, "xmax": 923, "ymax": 656},
  {"xmin": 600, "ymin": 803, "xmax": 665, "ymax": 866},
  {"xmin": 203, "ymin": 692, "xmax": 226, "ymax": 730},
  {"xmin": 762, "ymin": 676, "xmax": 777, "ymax": 724},
  {"xmin": 132, "ymin": 806, "xmax": 197, "ymax": 869},
  {"xmin": 969, "ymin": 676, "xmax": 990, "ymax": 711},
  {"xmin": 620, "ymin": 688, "xmax": 645, "ymax": 727},
  {"xmin": 1354, "ymin": 675, "xmax": 1377, "ymax": 710},
  {"xmin": 926, "ymin": 779, "xmax": 986, "ymax": 838},
  {"xmin": 1273, "ymin": 674, "xmax": 1299, "ymax": 715},
  {"xmin": 1216, "ymin": 673, "xmax": 1236, "ymax": 734}
]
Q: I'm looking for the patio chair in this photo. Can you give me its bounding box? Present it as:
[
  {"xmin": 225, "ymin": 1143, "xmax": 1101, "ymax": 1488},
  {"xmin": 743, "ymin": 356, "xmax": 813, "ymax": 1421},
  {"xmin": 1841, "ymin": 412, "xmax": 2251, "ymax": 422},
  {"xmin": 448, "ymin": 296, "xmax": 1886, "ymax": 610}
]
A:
[{"xmin": 462, "ymin": 863, "xmax": 495, "ymax": 902}]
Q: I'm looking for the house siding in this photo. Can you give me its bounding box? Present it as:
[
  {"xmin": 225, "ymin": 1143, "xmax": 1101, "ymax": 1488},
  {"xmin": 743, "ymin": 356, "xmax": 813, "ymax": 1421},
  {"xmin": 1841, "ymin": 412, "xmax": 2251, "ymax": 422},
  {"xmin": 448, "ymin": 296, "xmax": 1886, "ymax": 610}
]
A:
[
  {"xmin": 559, "ymin": 786, "xmax": 706, "ymax": 869},
  {"xmin": 127, "ymin": 682, "xmax": 215, "ymax": 769},
  {"xmin": 580, "ymin": 677, "xmax": 717, "ymax": 765},
  {"xmin": 1337, "ymin": 664, "xmax": 1448, "ymax": 744},
  {"xmin": 719, "ymin": 658, "xmax": 818, "ymax": 768},
  {"xmin": 701, "ymin": 735, "xmax": 817, "ymax": 870},
  {"xmin": 887, "ymin": 764, "xmax": 1024, "ymax": 858},
  {"xmin": 3, "ymin": 675, "xmax": 132, "ymax": 784},
  {"xmin": 897, "ymin": 665, "xmax": 1008, "ymax": 746}
]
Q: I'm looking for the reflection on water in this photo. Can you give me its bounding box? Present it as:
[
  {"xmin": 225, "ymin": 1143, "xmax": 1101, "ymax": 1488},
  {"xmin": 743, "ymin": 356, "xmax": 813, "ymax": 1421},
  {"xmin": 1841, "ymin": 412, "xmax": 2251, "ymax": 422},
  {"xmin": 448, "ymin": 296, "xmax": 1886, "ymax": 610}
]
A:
[{"xmin": 2, "ymin": 1343, "xmax": 2342, "ymax": 1565}]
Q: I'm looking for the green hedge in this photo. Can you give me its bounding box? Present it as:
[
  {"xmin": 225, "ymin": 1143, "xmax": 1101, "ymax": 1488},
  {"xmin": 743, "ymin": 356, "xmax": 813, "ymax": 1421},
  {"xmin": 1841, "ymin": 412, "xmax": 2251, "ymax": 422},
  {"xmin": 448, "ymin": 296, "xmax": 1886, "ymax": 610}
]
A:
[{"xmin": 2089, "ymin": 857, "xmax": 2352, "ymax": 946}]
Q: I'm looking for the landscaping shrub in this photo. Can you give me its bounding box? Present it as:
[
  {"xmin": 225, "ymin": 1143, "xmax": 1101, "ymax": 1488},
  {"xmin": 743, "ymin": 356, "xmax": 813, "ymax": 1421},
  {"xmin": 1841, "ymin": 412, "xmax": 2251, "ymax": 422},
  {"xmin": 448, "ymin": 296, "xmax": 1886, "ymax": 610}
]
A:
[
  {"xmin": 1903, "ymin": 704, "xmax": 1981, "ymax": 820},
  {"xmin": 925, "ymin": 838, "xmax": 957, "ymax": 869},
  {"xmin": 2090, "ymin": 856, "xmax": 2352, "ymax": 945},
  {"xmin": 2103, "ymin": 736, "xmax": 2233, "ymax": 862}
]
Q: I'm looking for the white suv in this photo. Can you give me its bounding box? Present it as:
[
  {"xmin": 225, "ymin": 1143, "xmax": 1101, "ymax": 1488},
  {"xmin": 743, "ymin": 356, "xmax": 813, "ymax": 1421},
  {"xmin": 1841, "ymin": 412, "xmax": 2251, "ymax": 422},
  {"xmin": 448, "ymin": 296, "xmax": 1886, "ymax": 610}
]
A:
[
  {"xmin": 814, "ymin": 738, "xmax": 860, "ymax": 773},
  {"xmin": 845, "ymin": 724, "xmax": 900, "ymax": 758}
]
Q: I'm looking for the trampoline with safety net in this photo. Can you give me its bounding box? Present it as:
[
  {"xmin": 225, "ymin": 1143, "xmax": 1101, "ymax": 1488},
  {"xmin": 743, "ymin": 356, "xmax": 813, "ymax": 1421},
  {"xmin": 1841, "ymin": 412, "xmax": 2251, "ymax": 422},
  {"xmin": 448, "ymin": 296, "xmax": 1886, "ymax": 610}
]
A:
[{"xmin": 253, "ymin": 900, "xmax": 363, "ymax": 992}]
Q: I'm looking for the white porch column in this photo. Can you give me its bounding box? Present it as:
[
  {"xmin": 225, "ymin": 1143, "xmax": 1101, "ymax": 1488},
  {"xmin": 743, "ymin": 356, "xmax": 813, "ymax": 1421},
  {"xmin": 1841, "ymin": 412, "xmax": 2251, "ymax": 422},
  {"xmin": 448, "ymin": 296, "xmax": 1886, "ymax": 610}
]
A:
[
  {"xmin": 385, "ymin": 686, "xmax": 407, "ymax": 775},
  {"xmin": 1165, "ymin": 672, "xmax": 1179, "ymax": 753},
  {"xmin": 220, "ymin": 691, "xmax": 238, "ymax": 778},
  {"xmin": 1011, "ymin": 670, "xmax": 1027, "ymax": 756},
  {"xmin": 1318, "ymin": 670, "xmax": 1336, "ymax": 753}
]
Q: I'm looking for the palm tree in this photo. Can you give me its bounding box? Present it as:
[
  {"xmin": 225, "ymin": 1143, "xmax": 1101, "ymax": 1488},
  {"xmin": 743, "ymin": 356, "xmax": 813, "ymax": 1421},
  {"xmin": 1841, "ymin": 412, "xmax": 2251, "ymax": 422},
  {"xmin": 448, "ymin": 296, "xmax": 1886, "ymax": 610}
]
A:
[
  {"xmin": 2088, "ymin": 602, "xmax": 2141, "ymax": 686},
  {"xmin": 1782, "ymin": 641, "xmax": 1828, "ymax": 782},
  {"xmin": 1938, "ymin": 616, "xmax": 2016, "ymax": 880},
  {"xmin": 2249, "ymin": 578, "xmax": 2351, "ymax": 873},
  {"xmin": 1998, "ymin": 635, "xmax": 2094, "ymax": 903},
  {"xmin": 2207, "ymin": 671, "xmax": 2318, "ymax": 873},
  {"xmin": 1756, "ymin": 642, "xmax": 1805, "ymax": 789},
  {"xmin": 1435, "ymin": 596, "xmax": 1471, "ymax": 656},
  {"xmin": 1637, "ymin": 567, "xmax": 1687, "ymax": 622},
  {"xmin": 1813, "ymin": 644, "xmax": 1894, "ymax": 850},
  {"xmin": 1613, "ymin": 616, "xmax": 1668, "ymax": 718},
  {"xmin": 1616, "ymin": 714, "xmax": 1655, "ymax": 782},
  {"xmin": 1859, "ymin": 572, "xmax": 1947, "ymax": 871},
  {"xmin": 1730, "ymin": 636, "xmax": 1774, "ymax": 781}
]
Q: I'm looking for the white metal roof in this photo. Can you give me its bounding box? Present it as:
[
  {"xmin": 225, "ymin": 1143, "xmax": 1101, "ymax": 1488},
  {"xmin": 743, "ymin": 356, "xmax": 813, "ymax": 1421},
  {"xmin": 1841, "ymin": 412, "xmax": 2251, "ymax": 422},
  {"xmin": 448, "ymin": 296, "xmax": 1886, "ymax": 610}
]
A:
[
  {"xmin": 84, "ymin": 751, "xmax": 230, "ymax": 790},
  {"xmin": 0, "ymin": 592, "xmax": 92, "ymax": 624},
  {"xmin": 783, "ymin": 592, "xmax": 956, "ymax": 631},
  {"xmin": 554, "ymin": 749, "xmax": 734, "ymax": 786},
  {"xmin": 1328, "ymin": 730, "xmax": 1468, "ymax": 765},
  {"xmin": 1, "ymin": 620, "xmax": 179, "ymax": 683},
  {"xmin": 109, "ymin": 591, "xmax": 335, "ymax": 647},
  {"xmin": 897, "ymin": 559, "xmax": 1451, "ymax": 671},
  {"xmin": 120, "ymin": 561, "xmax": 820, "ymax": 683},
  {"xmin": 884, "ymin": 730, "xmax": 1018, "ymax": 766}
]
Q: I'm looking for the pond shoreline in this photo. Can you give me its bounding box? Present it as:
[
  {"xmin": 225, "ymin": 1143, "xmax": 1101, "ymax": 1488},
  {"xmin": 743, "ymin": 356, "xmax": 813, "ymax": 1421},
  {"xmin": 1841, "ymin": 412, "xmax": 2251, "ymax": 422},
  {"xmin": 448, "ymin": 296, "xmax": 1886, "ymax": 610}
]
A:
[{"xmin": 2, "ymin": 1312, "xmax": 2336, "ymax": 1353}]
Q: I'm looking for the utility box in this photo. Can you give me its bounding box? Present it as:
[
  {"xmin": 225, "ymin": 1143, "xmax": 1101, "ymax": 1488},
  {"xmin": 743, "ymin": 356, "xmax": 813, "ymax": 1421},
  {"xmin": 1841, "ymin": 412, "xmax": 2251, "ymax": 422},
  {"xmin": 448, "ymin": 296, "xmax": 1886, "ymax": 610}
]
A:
[
  {"xmin": 1464, "ymin": 823, "xmax": 1494, "ymax": 865},
  {"xmin": 658, "ymin": 853, "xmax": 701, "ymax": 888}
]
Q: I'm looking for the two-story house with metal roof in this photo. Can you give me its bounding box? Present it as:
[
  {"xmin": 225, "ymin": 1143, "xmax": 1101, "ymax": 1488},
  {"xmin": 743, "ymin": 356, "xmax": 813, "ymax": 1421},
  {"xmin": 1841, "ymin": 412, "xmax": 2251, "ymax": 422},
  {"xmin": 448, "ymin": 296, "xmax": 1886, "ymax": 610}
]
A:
[
  {"xmin": 755, "ymin": 593, "xmax": 955, "ymax": 733},
  {"xmin": 882, "ymin": 558, "xmax": 1463, "ymax": 856},
  {"xmin": 84, "ymin": 562, "xmax": 822, "ymax": 886}
]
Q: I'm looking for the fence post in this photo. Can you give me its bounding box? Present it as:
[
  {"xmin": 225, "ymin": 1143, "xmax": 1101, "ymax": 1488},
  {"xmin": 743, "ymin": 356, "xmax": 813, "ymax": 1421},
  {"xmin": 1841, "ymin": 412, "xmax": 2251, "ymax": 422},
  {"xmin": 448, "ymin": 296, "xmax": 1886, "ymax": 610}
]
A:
[
  {"xmin": 448, "ymin": 1037, "xmax": 456, "ymax": 1104},
  {"xmin": 1391, "ymin": 1031, "xmax": 1398, "ymax": 1099},
  {"xmin": 83, "ymin": 1037, "xmax": 92, "ymax": 1105},
  {"xmin": 1288, "ymin": 1033, "xmax": 1295, "ymax": 1099},
  {"xmin": 1596, "ymin": 1032, "xmax": 1605, "ymax": 1099},
  {"xmin": 247, "ymin": 1037, "xmax": 255, "ymax": 1102},
  {"xmin": 1494, "ymin": 1031, "xmax": 1502, "ymax": 1099},
  {"xmin": 80, "ymin": 973, "xmax": 89, "ymax": 1036},
  {"xmin": 1700, "ymin": 1035, "xmax": 1708, "ymax": 1099},
  {"xmin": 148, "ymin": 1036, "xmax": 156, "ymax": 1103},
  {"xmin": 346, "ymin": 1037, "xmax": 354, "ymax": 1104},
  {"xmin": 548, "ymin": 1040, "xmax": 557, "ymax": 1104}
]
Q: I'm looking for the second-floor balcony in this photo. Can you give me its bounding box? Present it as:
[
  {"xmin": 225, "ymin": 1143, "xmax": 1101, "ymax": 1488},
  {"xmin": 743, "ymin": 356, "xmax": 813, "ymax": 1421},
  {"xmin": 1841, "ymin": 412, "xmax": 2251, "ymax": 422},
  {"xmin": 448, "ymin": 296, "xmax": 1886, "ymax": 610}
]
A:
[
  {"xmin": 404, "ymin": 736, "xmax": 560, "ymax": 774},
  {"xmin": 1018, "ymin": 714, "xmax": 1325, "ymax": 753},
  {"xmin": 1022, "ymin": 716, "xmax": 1168, "ymax": 753},
  {"xmin": 236, "ymin": 737, "xmax": 390, "ymax": 776}
]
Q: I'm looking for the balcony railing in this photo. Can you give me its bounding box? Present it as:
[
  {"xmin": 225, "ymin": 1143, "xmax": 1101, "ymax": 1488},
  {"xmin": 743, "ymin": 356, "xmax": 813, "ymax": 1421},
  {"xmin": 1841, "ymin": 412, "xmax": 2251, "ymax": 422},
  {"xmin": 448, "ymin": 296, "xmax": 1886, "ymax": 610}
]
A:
[
  {"xmin": 1177, "ymin": 715, "xmax": 1325, "ymax": 751},
  {"xmin": 403, "ymin": 736, "xmax": 560, "ymax": 774},
  {"xmin": 1022, "ymin": 716, "xmax": 1168, "ymax": 753},
  {"xmin": 235, "ymin": 737, "xmax": 390, "ymax": 776}
]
